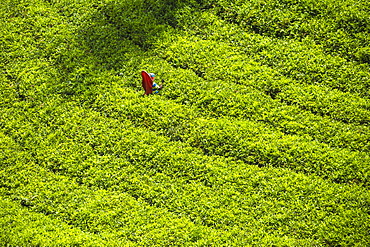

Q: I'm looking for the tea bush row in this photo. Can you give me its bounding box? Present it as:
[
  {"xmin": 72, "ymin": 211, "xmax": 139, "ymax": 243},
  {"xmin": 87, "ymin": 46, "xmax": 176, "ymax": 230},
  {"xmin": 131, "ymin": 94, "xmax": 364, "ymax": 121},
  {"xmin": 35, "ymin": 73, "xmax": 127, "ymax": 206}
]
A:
[
  {"xmin": 4, "ymin": 0, "xmax": 368, "ymax": 185},
  {"xmin": 0, "ymin": 166, "xmax": 223, "ymax": 246},
  {"xmin": 135, "ymin": 53, "xmax": 370, "ymax": 153},
  {"xmin": 88, "ymin": 84, "xmax": 369, "ymax": 186},
  {"xmin": 0, "ymin": 120, "xmax": 225, "ymax": 246},
  {"xmin": 2, "ymin": 102, "xmax": 369, "ymax": 246},
  {"xmin": 150, "ymin": 34, "xmax": 370, "ymax": 152},
  {"xmin": 157, "ymin": 33, "xmax": 370, "ymax": 124},
  {"xmin": 205, "ymin": 0, "xmax": 370, "ymax": 64},
  {"xmin": 0, "ymin": 196, "xmax": 108, "ymax": 246},
  {"xmin": 175, "ymin": 10, "xmax": 370, "ymax": 98},
  {"xmin": 2, "ymin": 0, "xmax": 370, "ymax": 245},
  {"xmin": 277, "ymin": 84, "xmax": 370, "ymax": 124}
]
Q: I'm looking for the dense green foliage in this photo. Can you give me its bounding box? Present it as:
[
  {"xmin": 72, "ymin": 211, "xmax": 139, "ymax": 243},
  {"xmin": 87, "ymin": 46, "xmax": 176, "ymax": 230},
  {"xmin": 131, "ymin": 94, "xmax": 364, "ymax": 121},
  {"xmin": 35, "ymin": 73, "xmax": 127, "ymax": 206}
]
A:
[{"xmin": 1, "ymin": 0, "xmax": 369, "ymax": 245}]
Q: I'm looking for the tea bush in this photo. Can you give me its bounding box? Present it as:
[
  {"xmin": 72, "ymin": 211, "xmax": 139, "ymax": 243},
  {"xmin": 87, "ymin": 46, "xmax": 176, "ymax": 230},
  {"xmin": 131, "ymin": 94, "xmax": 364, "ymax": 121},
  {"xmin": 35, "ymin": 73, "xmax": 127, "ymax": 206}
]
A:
[
  {"xmin": 2, "ymin": 103, "xmax": 369, "ymax": 245},
  {"xmin": 176, "ymin": 10, "xmax": 370, "ymax": 97},
  {"xmin": 207, "ymin": 0, "xmax": 370, "ymax": 63},
  {"xmin": 152, "ymin": 32, "xmax": 370, "ymax": 152},
  {"xmin": 1, "ymin": 0, "xmax": 370, "ymax": 245},
  {"xmin": 90, "ymin": 88, "xmax": 369, "ymax": 185},
  {"xmin": 0, "ymin": 197, "xmax": 109, "ymax": 246},
  {"xmin": 277, "ymin": 84, "xmax": 370, "ymax": 124}
]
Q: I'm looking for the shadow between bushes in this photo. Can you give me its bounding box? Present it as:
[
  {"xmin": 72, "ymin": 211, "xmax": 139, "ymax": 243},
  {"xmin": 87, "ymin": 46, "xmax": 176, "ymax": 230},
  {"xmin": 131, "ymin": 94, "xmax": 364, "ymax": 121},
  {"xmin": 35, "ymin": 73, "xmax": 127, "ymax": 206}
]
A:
[{"xmin": 77, "ymin": 0, "xmax": 191, "ymax": 69}]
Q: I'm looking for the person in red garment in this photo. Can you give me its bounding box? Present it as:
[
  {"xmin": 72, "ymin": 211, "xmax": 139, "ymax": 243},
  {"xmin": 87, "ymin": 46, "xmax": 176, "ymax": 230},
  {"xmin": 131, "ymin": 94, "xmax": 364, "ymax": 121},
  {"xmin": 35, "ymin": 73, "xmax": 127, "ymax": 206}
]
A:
[{"xmin": 141, "ymin": 70, "xmax": 163, "ymax": 95}]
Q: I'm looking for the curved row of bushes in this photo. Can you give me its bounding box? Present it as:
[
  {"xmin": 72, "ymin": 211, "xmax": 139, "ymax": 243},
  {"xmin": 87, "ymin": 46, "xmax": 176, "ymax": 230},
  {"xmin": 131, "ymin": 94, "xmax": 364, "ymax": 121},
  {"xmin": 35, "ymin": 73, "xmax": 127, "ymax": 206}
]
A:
[
  {"xmin": 0, "ymin": 197, "xmax": 108, "ymax": 246},
  {"xmin": 158, "ymin": 34, "xmax": 370, "ymax": 123},
  {"xmin": 86, "ymin": 83, "xmax": 369, "ymax": 186},
  {"xmin": 151, "ymin": 35, "xmax": 370, "ymax": 152},
  {"xmin": 204, "ymin": 0, "xmax": 370, "ymax": 64},
  {"xmin": 277, "ymin": 84, "xmax": 370, "ymax": 124},
  {"xmin": 2, "ymin": 0, "xmax": 369, "ymax": 245},
  {"xmin": 1, "ymin": 101, "xmax": 369, "ymax": 246},
  {"xmin": 175, "ymin": 10, "xmax": 370, "ymax": 98}
]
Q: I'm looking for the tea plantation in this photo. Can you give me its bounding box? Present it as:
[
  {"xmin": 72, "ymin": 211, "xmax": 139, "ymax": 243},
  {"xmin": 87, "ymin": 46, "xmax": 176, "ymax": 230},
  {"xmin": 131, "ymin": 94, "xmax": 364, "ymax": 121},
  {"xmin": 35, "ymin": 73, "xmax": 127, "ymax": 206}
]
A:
[{"xmin": 1, "ymin": 0, "xmax": 369, "ymax": 246}]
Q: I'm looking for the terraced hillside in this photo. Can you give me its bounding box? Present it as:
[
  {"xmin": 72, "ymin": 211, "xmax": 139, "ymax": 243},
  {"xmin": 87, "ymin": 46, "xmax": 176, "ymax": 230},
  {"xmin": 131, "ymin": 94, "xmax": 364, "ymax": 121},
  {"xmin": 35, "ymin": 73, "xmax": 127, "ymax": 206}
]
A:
[{"xmin": 1, "ymin": 0, "xmax": 369, "ymax": 246}]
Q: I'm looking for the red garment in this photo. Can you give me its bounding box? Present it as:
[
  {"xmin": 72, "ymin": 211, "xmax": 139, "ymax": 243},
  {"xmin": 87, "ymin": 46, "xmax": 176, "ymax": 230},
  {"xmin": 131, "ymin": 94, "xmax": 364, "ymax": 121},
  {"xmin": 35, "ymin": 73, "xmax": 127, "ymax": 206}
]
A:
[{"xmin": 141, "ymin": 71, "xmax": 153, "ymax": 95}]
